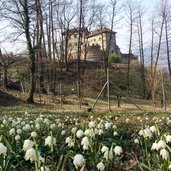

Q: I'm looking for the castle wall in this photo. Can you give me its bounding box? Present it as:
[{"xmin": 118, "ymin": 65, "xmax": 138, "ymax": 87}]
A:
[{"xmin": 63, "ymin": 27, "xmax": 134, "ymax": 62}]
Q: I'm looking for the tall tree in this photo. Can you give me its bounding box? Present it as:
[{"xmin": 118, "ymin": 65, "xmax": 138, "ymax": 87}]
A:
[
  {"xmin": 56, "ymin": 0, "xmax": 75, "ymax": 70},
  {"xmin": 147, "ymin": 1, "xmax": 165, "ymax": 101},
  {"xmin": 0, "ymin": 49, "xmax": 15, "ymax": 89},
  {"xmin": 136, "ymin": 3, "xmax": 146, "ymax": 98},
  {"xmin": 124, "ymin": 0, "xmax": 137, "ymax": 96},
  {"xmin": 162, "ymin": 0, "xmax": 171, "ymax": 79},
  {"xmin": 149, "ymin": 14, "xmax": 155, "ymax": 78},
  {"xmin": 1, "ymin": 0, "xmax": 36, "ymax": 103}
]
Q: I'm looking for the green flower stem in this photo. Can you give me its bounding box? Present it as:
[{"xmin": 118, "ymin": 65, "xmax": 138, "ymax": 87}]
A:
[
  {"xmin": 2, "ymin": 136, "xmax": 25, "ymax": 170},
  {"xmin": 50, "ymin": 132, "xmax": 55, "ymax": 171},
  {"xmin": 33, "ymin": 137, "xmax": 40, "ymax": 171},
  {"xmin": 144, "ymin": 139, "xmax": 151, "ymax": 167}
]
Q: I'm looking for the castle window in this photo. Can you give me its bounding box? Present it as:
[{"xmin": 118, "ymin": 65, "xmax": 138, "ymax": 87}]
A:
[
  {"xmin": 74, "ymin": 35, "xmax": 77, "ymax": 38},
  {"xmin": 94, "ymin": 39, "xmax": 96, "ymax": 42}
]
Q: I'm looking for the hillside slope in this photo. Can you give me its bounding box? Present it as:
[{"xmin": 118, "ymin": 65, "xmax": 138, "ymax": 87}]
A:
[{"xmin": 0, "ymin": 89, "xmax": 25, "ymax": 106}]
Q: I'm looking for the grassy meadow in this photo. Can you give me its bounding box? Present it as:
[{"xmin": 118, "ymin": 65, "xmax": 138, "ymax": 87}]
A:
[{"xmin": 0, "ymin": 103, "xmax": 170, "ymax": 170}]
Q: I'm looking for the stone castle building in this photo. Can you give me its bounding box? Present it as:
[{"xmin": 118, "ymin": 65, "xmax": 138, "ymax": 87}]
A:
[{"xmin": 63, "ymin": 27, "xmax": 137, "ymax": 63}]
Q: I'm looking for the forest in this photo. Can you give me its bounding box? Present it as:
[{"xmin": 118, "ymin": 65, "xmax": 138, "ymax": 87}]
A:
[{"xmin": 0, "ymin": 0, "xmax": 171, "ymax": 106}]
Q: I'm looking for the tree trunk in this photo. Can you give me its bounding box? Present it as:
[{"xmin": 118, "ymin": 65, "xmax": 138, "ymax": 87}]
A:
[
  {"xmin": 165, "ymin": 19, "xmax": 171, "ymax": 79},
  {"xmin": 148, "ymin": 17, "xmax": 164, "ymax": 101},
  {"xmin": 3, "ymin": 67, "xmax": 8, "ymax": 89},
  {"xmin": 24, "ymin": 0, "xmax": 36, "ymax": 103},
  {"xmin": 127, "ymin": 23, "xmax": 132, "ymax": 97},
  {"xmin": 137, "ymin": 12, "xmax": 146, "ymax": 99}
]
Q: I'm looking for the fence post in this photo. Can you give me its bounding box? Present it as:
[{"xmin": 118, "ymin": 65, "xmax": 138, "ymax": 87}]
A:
[
  {"xmin": 161, "ymin": 70, "xmax": 166, "ymax": 111},
  {"xmin": 77, "ymin": 81, "xmax": 81, "ymax": 109},
  {"xmin": 107, "ymin": 68, "xmax": 111, "ymax": 112},
  {"xmin": 60, "ymin": 83, "xmax": 62, "ymax": 108}
]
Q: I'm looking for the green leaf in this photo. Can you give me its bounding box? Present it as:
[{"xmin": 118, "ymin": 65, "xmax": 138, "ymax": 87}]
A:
[
  {"xmin": 56, "ymin": 154, "xmax": 64, "ymax": 171},
  {"xmin": 139, "ymin": 162, "xmax": 154, "ymax": 171}
]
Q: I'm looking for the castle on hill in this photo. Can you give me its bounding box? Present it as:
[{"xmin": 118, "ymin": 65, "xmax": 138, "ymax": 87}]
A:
[{"xmin": 62, "ymin": 27, "xmax": 138, "ymax": 63}]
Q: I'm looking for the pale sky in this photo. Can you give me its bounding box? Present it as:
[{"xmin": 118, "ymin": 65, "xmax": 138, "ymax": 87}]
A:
[
  {"xmin": 113, "ymin": 0, "xmax": 156, "ymax": 53},
  {"xmin": 0, "ymin": 0, "xmax": 157, "ymax": 54}
]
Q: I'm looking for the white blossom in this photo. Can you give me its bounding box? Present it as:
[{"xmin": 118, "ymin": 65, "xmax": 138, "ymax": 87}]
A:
[
  {"xmin": 160, "ymin": 149, "xmax": 170, "ymax": 160},
  {"xmin": 17, "ymin": 129, "xmax": 22, "ymax": 134},
  {"xmin": 36, "ymin": 124, "xmax": 40, "ymax": 130},
  {"xmin": 73, "ymin": 154, "xmax": 85, "ymax": 169},
  {"xmin": 71, "ymin": 127, "xmax": 77, "ymax": 134},
  {"xmin": 45, "ymin": 136, "xmax": 56, "ymax": 147},
  {"xmin": 9, "ymin": 128, "xmax": 15, "ymax": 135},
  {"xmin": 104, "ymin": 150, "xmax": 113, "ymax": 160},
  {"xmin": 40, "ymin": 166, "xmax": 51, "ymax": 171},
  {"xmin": 101, "ymin": 146, "xmax": 109, "ymax": 153},
  {"xmin": 0, "ymin": 143, "xmax": 7, "ymax": 155},
  {"xmin": 113, "ymin": 131, "xmax": 118, "ymax": 136},
  {"xmin": 81, "ymin": 137, "xmax": 90, "ymax": 150},
  {"xmin": 12, "ymin": 121, "xmax": 17, "ymax": 127},
  {"xmin": 105, "ymin": 122, "xmax": 112, "ymax": 129},
  {"xmin": 84, "ymin": 129, "xmax": 94, "ymax": 137},
  {"xmin": 88, "ymin": 121, "xmax": 96, "ymax": 128},
  {"xmin": 25, "ymin": 124, "xmax": 31, "ymax": 131},
  {"xmin": 115, "ymin": 117, "xmax": 118, "ymax": 120},
  {"xmin": 97, "ymin": 162, "xmax": 105, "ymax": 171},
  {"xmin": 112, "ymin": 125, "xmax": 117, "ymax": 129},
  {"xmin": 61, "ymin": 130, "xmax": 66, "ymax": 136},
  {"xmin": 2, "ymin": 119, "xmax": 8, "ymax": 125},
  {"xmin": 134, "ymin": 139, "xmax": 139, "ymax": 144},
  {"xmin": 76, "ymin": 129, "xmax": 84, "ymax": 138},
  {"xmin": 125, "ymin": 118, "xmax": 130, "ymax": 123},
  {"xmin": 81, "ymin": 137, "xmax": 89, "ymax": 146},
  {"xmin": 65, "ymin": 137, "xmax": 75, "ymax": 147},
  {"xmin": 24, "ymin": 148, "xmax": 37, "ymax": 162},
  {"xmin": 44, "ymin": 118, "xmax": 50, "ymax": 125},
  {"xmin": 23, "ymin": 139, "xmax": 34, "ymax": 151},
  {"xmin": 114, "ymin": 146, "xmax": 123, "ymax": 156},
  {"xmin": 31, "ymin": 132, "xmax": 37, "ymax": 138},
  {"xmin": 151, "ymin": 143, "xmax": 159, "ymax": 151},
  {"xmin": 150, "ymin": 125, "xmax": 158, "ymax": 133},
  {"xmin": 157, "ymin": 140, "xmax": 166, "ymax": 149},
  {"xmin": 139, "ymin": 128, "xmax": 152, "ymax": 139},
  {"xmin": 98, "ymin": 129, "xmax": 103, "ymax": 135},
  {"xmin": 66, "ymin": 137, "xmax": 72, "ymax": 144},
  {"xmin": 166, "ymin": 135, "xmax": 171, "ymax": 143},
  {"xmin": 15, "ymin": 135, "xmax": 21, "ymax": 141},
  {"xmin": 168, "ymin": 163, "xmax": 171, "ymax": 170},
  {"xmin": 50, "ymin": 124, "xmax": 56, "ymax": 130}
]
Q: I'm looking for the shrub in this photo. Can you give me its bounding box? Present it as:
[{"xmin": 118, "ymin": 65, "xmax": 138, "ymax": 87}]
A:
[{"xmin": 108, "ymin": 53, "xmax": 121, "ymax": 63}]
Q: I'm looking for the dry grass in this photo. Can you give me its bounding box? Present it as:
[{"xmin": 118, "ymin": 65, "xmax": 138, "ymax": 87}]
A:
[{"xmin": 0, "ymin": 87, "xmax": 171, "ymax": 114}]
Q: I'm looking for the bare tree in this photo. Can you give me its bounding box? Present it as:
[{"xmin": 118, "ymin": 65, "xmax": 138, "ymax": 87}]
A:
[
  {"xmin": 56, "ymin": 0, "xmax": 75, "ymax": 70},
  {"xmin": 147, "ymin": 1, "xmax": 165, "ymax": 101},
  {"xmin": 124, "ymin": 0, "xmax": 137, "ymax": 96},
  {"xmin": 1, "ymin": 0, "xmax": 37, "ymax": 103},
  {"xmin": 136, "ymin": 3, "xmax": 146, "ymax": 98},
  {"xmin": 149, "ymin": 14, "xmax": 155, "ymax": 78},
  {"xmin": 0, "ymin": 49, "xmax": 15, "ymax": 89},
  {"xmin": 106, "ymin": 0, "xmax": 121, "ymax": 62},
  {"xmin": 81, "ymin": 0, "xmax": 100, "ymax": 73},
  {"xmin": 162, "ymin": 0, "xmax": 171, "ymax": 79}
]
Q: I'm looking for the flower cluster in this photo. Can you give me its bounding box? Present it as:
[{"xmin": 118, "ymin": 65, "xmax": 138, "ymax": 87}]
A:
[{"xmin": 0, "ymin": 112, "xmax": 170, "ymax": 171}]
